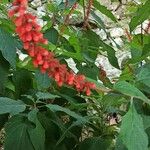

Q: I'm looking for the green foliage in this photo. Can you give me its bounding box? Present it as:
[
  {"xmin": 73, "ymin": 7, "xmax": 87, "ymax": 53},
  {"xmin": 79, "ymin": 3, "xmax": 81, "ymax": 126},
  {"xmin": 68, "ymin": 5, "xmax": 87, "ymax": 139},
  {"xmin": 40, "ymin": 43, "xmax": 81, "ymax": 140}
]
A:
[
  {"xmin": 114, "ymin": 81, "xmax": 150, "ymax": 104},
  {"xmin": 79, "ymin": 137, "xmax": 113, "ymax": 150},
  {"xmin": 136, "ymin": 63, "xmax": 150, "ymax": 88},
  {"xmin": 12, "ymin": 69, "xmax": 33, "ymax": 99},
  {"xmin": 129, "ymin": 0, "xmax": 150, "ymax": 32},
  {"xmin": 0, "ymin": 53, "xmax": 9, "ymax": 94},
  {"xmin": 119, "ymin": 104, "xmax": 148, "ymax": 150},
  {"xmin": 4, "ymin": 116, "xmax": 35, "ymax": 150},
  {"xmin": 44, "ymin": 28, "xmax": 59, "ymax": 45},
  {"xmin": 28, "ymin": 109, "xmax": 45, "ymax": 150},
  {"xmin": 93, "ymin": 0, "xmax": 117, "ymax": 22},
  {"xmin": 0, "ymin": 97, "xmax": 26, "ymax": 115},
  {"xmin": 47, "ymin": 104, "xmax": 87, "ymax": 122},
  {"xmin": 35, "ymin": 70, "xmax": 51, "ymax": 90},
  {"xmin": 0, "ymin": 28, "xmax": 19, "ymax": 68}
]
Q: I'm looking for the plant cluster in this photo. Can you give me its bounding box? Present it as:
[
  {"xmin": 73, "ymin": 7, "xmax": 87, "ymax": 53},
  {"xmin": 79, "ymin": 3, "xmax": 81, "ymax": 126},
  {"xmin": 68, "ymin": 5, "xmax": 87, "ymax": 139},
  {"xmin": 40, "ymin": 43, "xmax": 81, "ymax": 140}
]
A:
[{"xmin": 0, "ymin": 0, "xmax": 150, "ymax": 150}]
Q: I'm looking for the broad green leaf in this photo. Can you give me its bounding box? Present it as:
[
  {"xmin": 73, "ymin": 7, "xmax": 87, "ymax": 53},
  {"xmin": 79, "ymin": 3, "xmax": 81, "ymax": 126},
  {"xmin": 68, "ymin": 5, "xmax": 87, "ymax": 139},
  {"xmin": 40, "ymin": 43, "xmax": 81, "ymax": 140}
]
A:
[
  {"xmin": 79, "ymin": 137, "xmax": 112, "ymax": 150},
  {"xmin": 120, "ymin": 104, "xmax": 148, "ymax": 150},
  {"xmin": 44, "ymin": 27, "xmax": 59, "ymax": 44},
  {"xmin": 13, "ymin": 69, "xmax": 33, "ymax": 99},
  {"xmin": 0, "ymin": 28, "xmax": 18, "ymax": 68},
  {"xmin": 36, "ymin": 92, "xmax": 60, "ymax": 100},
  {"xmin": 129, "ymin": 0, "xmax": 150, "ymax": 32},
  {"xmin": 28, "ymin": 109, "xmax": 45, "ymax": 150},
  {"xmin": 4, "ymin": 116, "xmax": 34, "ymax": 150},
  {"xmin": 46, "ymin": 104, "xmax": 87, "ymax": 122},
  {"xmin": 114, "ymin": 81, "xmax": 150, "ymax": 104},
  {"xmin": 93, "ymin": 0, "xmax": 117, "ymax": 22},
  {"xmin": 35, "ymin": 70, "xmax": 51, "ymax": 90},
  {"xmin": 0, "ymin": 97, "xmax": 26, "ymax": 115}
]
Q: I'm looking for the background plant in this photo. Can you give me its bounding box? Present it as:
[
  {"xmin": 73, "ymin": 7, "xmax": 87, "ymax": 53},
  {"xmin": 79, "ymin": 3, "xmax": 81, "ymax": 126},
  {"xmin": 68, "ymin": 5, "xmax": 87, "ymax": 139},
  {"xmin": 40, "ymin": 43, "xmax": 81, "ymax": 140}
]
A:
[{"xmin": 0, "ymin": 0, "xmax": 150, "ymax": 150}]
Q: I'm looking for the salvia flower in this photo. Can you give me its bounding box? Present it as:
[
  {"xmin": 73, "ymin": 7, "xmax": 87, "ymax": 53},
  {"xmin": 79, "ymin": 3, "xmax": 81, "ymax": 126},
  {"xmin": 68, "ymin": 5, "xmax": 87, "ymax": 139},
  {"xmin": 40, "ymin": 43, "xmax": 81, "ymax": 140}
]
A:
[{"xmin": 8, "ymin": 0, "xmax": 96, "ymax": 95}]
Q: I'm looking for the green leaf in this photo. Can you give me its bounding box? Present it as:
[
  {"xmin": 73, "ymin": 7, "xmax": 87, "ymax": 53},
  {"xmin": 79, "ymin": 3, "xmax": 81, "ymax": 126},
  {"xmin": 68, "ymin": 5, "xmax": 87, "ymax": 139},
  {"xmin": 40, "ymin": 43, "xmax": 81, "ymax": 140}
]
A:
[
  {"xmin": 46, "ymin": 104, "xmax": 87, "ymax": 122},
  {"xmin": 38, "ymin": 111, "xmax": 65, "ymax": 148},
  {"xmin": 82, "ymin": 30, "xmax": 119, "ymax": 68},
  {"xmin": 0, "ymin": 53, "xmax": 9, "ymax": 93},
  {"xmin": 4, "ymin": 115, "xmax": 34, "ymax": 150},
  {"xmin": 114, "ymin": 81, "xmax": 150, "ymax": 104},
  {"xmin": 0, "ymin": 114, "xmax": 8, "ymax": 130},
  {"xmin": 129, "ymin": 0, "xmax": 150, "ymax": 32},
  {"xmin": 28, "ymin": 109, "xmax": 45, "ymax": 150},
  {"xmin": 0, "ymin": 18, "xmax": 15, "ymax": 33},
  {"xmin": 120, "ymin": 104, "xmax": 148, "ymax": 150},
  {"xmin": 44, "ymin": 27, "xmax": 59, "ymax": 44},
  {"xmin": 93, "ymin": 0, "xmax": 117, "ymax": 22},
  {"xmin": 79, "ymin": 137, "xmax": 112, "ymax": 150},
  {"xmin": 0, "ymin": 28, "xmax": 18, "ymax": 68},
  {"xmin": 13, "ymin": 69, "xmax": 33, "ymax": 99},
  {"xmin": 86, "ymin": 77, "xmax": 111, "ymax": 93},
  {"xmin": 136, "ymin": 64, "xmax": 150, "ymax": 88},
  {"xmin": 56, "ymin": 120, "xmax": 85, "ymax": 146},
  {"xmin": 60, "ymin": 36, "xmax": 76, "ymax": 53},
  {"xmin": 69, "ymin": 35, "xmax": 81, "ymax": 53},
  {"xmin": 142, "ymin": 115, "xmax": 150, "ymax": 129},
  {"xmin": 115, "ymin": 137, "xmax": 127, "ymax": 150},
  {"xmin": 77, "ymin": 64, "xmax": 99, "ymax": 80},
  {"xmin": 36, "ymin": 92, "xmax": 60, "ymax": 100},
  {"xmin": 0, "ymin": 97, "xmax": 26, "ymax": 115},
  {"xmin": 35, "ymin": 70, "xmax": 51, "ymax": 90},
  {"xmin": 102, "ymin": 93, "xmax": 127, "ymax": 109},
  {"xmin": 99, "ymin": 40, "xmax": 120, "ymax": 69}
]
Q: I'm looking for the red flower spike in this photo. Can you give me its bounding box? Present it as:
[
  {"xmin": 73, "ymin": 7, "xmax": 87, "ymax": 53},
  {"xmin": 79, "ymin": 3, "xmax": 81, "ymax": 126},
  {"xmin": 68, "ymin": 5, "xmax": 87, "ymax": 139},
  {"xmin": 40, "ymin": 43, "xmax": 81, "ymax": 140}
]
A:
[
  {"xmin": 28, "ymin": 50, "xmax": 35, "ymax": 57},
  {"xmin": 33, "ymin": 59, "xmax": 39, "ymax": 68},
  {"xmin": 25, "ymin": 32, "xmax": 32, "ymax": 41},
  {"xmin": 14, "ymin": 17, "xmax": 23, "ymax": 26},
  {"xmin": 43, "ymin": 62, "xmax": 49, "ymax": 69},
  {"xmin": 40, "ymin": 67, "xmax": 46, "ymax": 74},
  {"xmin": 8, "ymin": 0, "xmax": 96, "ymax": 96},
  {"xmin": 36, "ymin": 53, "xmax": 42, "ymax": 61},
  {"xmin": 86, "ymin": 88, "xmax": 91, "ymax": 96},
  {"xmin": 38, "ymin": 60, "xmax": 44, "ymax": 65},
  {"xmin": 25, "ymin": 23, "xmax": 32, "ymax": 32},
  {"xmin": 66, "ymin": 72, "xmax": 75, "ymax": 85},
  {"xmin": 8, "ymin": 9, "xmax": 16, "ymax": 17},
  {"xmin": 23, "ymin": 42, "xmax": 30, "ymax": 49}
]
